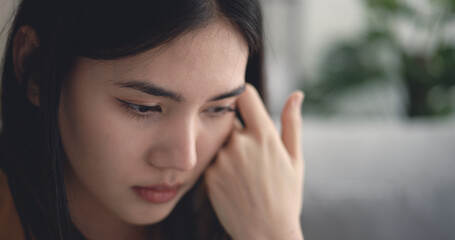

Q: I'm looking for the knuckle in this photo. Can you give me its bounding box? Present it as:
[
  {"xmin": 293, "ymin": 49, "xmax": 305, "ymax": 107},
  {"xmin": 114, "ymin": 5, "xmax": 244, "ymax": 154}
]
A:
[
  {"xmin": 228, "ymin": 131, "xmax": 247, "ymax": 147},
  {"xmin": 256, "ymin": 127, "xmax": 279, "ymax": 146}
]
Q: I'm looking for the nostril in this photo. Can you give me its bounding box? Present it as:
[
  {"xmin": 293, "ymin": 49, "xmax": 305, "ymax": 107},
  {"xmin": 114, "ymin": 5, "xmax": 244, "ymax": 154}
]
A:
[{"xmin": 147, "ymin": 142, "xmax": 197, "ymax": 171}]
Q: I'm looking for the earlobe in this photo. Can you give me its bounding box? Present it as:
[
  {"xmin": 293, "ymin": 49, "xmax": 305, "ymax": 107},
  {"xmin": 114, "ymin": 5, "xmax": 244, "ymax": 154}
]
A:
[{"xmin": 12, "ymin": 25, "xmax": 40, "ymax": 106}]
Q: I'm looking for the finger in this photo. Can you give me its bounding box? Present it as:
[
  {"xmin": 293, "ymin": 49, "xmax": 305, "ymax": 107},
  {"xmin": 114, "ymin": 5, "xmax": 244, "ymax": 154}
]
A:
[
  {"xmin": 233, "ymin": 117, "xmax": 244, "ymax": 131},
  {"xmin": 236, "ymin": 84, "xmax": 274, "ymax": 133},
  {"xmin": 222, "ymin": 118, "xmax": 243, "ymax": 148},
  {"xmin": 281, "ymin": 91, "xmax": 304, "ymax": 161}
]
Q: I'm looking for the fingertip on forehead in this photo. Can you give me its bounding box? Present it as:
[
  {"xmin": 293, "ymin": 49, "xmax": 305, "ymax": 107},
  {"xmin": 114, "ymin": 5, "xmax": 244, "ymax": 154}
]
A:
[{"xmin": 243, "ymin": 83, "xmax": 260, "ymax": 98}]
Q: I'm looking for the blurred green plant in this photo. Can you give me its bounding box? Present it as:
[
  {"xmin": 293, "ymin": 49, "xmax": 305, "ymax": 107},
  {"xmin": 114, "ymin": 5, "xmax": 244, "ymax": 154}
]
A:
[{"xmin": 303, "ymin": 0, "xmax": 455, "ymax": 117}]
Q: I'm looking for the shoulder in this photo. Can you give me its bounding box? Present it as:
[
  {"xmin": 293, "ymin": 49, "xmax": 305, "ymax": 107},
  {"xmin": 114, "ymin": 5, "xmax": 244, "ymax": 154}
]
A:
[{"xmin": 0, "ymin": 169, "xmax": 26, "ymax": 240}]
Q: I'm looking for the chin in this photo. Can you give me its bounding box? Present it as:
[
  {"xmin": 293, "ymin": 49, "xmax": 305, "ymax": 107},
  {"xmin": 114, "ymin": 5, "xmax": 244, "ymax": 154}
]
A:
[{"xmin": 123, "ymin": 200, "xmax": 179, "ymax": 226}]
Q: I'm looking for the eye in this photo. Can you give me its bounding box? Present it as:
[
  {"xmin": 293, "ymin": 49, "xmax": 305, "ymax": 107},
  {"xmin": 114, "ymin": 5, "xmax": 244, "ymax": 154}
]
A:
[
  {"xmin": 205, "ymin": 106, "xmax": 236, "ymax": 118},
  {"xmin": 116, "ymin": 98, "xmax": 163, "ymax": 121},
  {"xmin": 128, "ymin": 103, "xmax": 162, "ymax": 114}
]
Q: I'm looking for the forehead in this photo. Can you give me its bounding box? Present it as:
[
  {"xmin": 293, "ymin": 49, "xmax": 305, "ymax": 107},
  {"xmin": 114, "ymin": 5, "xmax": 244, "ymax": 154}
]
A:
[{"xmin": 77, "ymin": 20, "xmax": 249, "ymax": 100}]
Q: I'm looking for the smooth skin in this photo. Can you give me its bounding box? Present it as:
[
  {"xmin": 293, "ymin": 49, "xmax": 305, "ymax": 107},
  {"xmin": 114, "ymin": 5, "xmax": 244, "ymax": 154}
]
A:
[
  {"xmin": 59, "ymin": 20, "xmax": 249, "ymax": 240},
  {"xmin": 13, "ymin": 19, "xmax": 305, "ymax": 240},
  {"xmin": 206, "ymin": 85, "xmax": 304, "ymax": 240}
]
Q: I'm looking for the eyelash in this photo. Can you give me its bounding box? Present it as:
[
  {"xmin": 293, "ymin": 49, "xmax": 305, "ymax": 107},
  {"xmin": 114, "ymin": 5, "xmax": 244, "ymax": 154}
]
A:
[
  {"xmin": 116, "ymin": 99, "xmax": 236, "ymax": 122},
  {"xmin": 117, "ymin": 99, "xmax": 162, "ymax": 122},
  {"xmin": 205, "ymin": 106, "xmax": 236, "ymax": 118}
]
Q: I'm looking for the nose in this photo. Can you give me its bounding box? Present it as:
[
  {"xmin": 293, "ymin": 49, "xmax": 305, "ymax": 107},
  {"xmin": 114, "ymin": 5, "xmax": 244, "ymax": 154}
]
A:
[{"xmin": 148, "ymin": 118, "xmax": 198, "ymax": 172}]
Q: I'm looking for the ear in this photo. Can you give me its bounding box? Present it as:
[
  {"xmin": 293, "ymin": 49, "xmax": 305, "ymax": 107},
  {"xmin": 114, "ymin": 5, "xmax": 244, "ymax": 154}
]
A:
[{"xmin": 13, "ymin": 25, "xmax": 40, "ymax": 106}]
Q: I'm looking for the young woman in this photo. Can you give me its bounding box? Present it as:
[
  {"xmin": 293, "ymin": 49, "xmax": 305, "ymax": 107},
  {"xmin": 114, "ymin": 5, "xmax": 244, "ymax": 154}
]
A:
[{"xmin": 0, "ymin": 0, "xmax": 305, "ymax": 239}]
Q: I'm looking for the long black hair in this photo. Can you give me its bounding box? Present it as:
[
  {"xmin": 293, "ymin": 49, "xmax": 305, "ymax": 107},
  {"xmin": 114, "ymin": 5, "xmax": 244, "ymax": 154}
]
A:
[{"xmin": 0, "ymin": 0, "xmax": 265, "ymax": 239}]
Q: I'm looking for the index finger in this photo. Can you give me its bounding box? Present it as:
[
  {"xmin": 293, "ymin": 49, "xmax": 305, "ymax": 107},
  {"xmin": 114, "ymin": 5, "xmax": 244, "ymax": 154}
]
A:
[{"xmin": 236, "ymin": 84, "xmax": 275, "ymax": 133}]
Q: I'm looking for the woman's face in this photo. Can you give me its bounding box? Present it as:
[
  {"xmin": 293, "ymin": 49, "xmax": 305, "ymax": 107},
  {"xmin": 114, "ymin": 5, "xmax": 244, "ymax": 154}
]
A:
[{"xmin": 59, "ymin": 21, "xmax": 249, "ymax": 226}]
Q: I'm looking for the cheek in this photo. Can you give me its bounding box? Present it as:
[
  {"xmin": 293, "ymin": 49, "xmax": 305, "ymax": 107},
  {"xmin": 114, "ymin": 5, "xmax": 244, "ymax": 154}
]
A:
[
  {"xmin": 59, "ymin": 88, "xmax": 145, "ymax": 187},
  {"xmin": 195, "ymin": 116, "xmax": 234, "ymax": 168}
]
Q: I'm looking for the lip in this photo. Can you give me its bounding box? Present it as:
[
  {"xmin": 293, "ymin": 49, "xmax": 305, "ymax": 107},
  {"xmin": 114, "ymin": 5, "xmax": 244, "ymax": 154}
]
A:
[{"xmin": 132, "ymin": 183, "xmax": 182, "ymax": 204}]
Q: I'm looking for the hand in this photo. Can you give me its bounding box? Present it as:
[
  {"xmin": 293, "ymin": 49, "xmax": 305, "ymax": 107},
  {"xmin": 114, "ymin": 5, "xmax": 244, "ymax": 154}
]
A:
[{"xmin": 204, "ymin": 84, "xmax": 305, "ymax": 240}]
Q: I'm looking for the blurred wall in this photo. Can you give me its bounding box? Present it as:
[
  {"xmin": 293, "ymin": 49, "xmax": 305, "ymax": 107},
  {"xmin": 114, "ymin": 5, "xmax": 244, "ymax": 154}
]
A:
[
  {"xmin": 262, "ymin": 0, "xmax": 306, "ymax": 113},
  {"xmin": 0, "ymin": 0, "xmax": 15, "ymax": 55},
  {"xmin": 263, "ymin": 0, "xmax": 366, "ymax": 114}
]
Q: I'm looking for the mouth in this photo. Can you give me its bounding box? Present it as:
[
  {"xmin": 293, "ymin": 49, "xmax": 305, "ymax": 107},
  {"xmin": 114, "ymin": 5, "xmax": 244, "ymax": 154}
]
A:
[{"xmin": 132, "ymin": 183, "xmax": 182, "ymax": 204}]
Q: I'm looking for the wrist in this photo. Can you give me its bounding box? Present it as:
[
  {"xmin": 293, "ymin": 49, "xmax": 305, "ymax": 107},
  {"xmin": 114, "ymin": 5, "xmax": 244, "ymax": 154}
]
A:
[
  {"xmin": 235, "ymin": 221, "xmax": 303, "ymax": 240},
  {"xmin": 271, "ymin": 222, "xmax": 304, "ymax": 240}
]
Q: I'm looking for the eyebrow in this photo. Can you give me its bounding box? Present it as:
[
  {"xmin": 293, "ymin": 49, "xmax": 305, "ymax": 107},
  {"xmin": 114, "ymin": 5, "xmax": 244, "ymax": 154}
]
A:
[
  {"xmin": 209, "ymin": 84, "xmax": 246, "ymax": 101},
  {"xmin": 113, "ymin": 80, "xmax": 246, "ymax": 102},
  {"xmin": 113, "ymin": 81, "xmax": 183, "ymax": 102}
]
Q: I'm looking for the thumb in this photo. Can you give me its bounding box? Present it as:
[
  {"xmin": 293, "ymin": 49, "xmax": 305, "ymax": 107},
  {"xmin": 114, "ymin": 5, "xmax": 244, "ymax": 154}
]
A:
[{"xmin": 281, "ymin": 91, "xmax": 304, "ymax": 161}]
